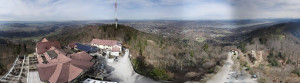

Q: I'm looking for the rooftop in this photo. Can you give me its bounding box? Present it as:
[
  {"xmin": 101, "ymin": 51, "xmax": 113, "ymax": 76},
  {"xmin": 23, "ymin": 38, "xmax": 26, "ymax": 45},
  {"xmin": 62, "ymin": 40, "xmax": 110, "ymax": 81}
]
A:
[
  {"xmin": 75, "ymin": 43, "xmax": 99, "ymax": 52},
  {"xmin": 36, "ymin": 39, "xmax": 94, "ymax": 83},
  {"xmin": 112, "ymin": 47, "xmax": 120, "ymax": 52},
  {"xmin": 36, "ymin": 38, "xmax": 61, "ymax": 54},
  {"xmin": 91, "ymin": 39, "xmax": 121, "ymax": 46}
]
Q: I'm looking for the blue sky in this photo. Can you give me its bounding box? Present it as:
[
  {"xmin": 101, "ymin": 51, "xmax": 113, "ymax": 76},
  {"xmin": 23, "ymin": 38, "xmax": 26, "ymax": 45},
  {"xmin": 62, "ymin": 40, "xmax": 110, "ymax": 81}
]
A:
[{"xmin": 0, "ymin": 0, "xmax": 299, "ymax": 21}]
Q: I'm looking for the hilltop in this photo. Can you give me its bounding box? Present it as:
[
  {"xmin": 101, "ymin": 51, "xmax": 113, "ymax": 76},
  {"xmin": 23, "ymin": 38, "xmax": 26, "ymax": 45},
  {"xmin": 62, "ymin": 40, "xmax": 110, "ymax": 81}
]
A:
[
  {"xmin": 0, "ymin": 23, "xmax": 229, "ymax": 82},
  {"xmin": 46, "ymin": 24, "xmax": 229, "ymax": 82}
]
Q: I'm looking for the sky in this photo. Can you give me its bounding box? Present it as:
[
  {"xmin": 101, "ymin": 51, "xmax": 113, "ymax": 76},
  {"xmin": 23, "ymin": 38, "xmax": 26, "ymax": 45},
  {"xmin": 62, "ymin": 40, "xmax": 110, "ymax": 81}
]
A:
[{"xmin": 0, "ymin": 0, "xmax": 300, "ymax": 21}]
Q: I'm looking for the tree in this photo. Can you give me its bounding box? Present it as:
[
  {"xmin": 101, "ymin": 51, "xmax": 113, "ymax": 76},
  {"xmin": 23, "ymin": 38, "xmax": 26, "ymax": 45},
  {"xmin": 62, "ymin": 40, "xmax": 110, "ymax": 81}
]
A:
[
  {"xmin": 148, "ymin": 68, "xmax": 170, "ymax": 80},
  {"xmin": 203, "ymin": 43, "xmax": 209, "ymax": 52},
  {"xmin": 259, "ymin": 37, "xmax": 267, "ymax": 45},
  {"xmin": 189, "ymin": 51, "xmax": 194, "ymax": 57},
  {"xmin": 237, "ymin": 42, "xmax": 247, "ymax": 53},
  {"xmin": 278, "ymin": 52, "xmax": 285, "ymax": 60},
  {"xmin": 23, "ymin": 44, "xmax": 27, "ymax": 54}
]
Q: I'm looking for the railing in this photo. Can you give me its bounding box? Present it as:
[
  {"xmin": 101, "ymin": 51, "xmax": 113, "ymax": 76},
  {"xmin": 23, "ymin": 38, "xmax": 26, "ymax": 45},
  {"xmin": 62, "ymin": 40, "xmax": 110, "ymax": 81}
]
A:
[{"xmin": 17, "ymin": 55, "xmax": 26, "ymax": 81}]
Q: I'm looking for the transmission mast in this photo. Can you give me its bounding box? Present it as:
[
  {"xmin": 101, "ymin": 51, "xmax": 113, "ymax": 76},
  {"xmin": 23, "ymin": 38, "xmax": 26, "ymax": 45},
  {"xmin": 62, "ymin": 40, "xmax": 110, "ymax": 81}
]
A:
[{"xmin": 115, "ymin": 0, "xmax": 118, "ymax": 29}]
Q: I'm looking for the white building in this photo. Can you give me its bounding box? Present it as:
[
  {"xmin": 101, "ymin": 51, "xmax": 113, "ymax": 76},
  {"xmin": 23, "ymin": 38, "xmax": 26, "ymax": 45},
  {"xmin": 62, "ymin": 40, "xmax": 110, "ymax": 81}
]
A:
[
  {"xmin": 84, "ymin": 78, "xmax": 117, "ymax": 83},
  {"xmin": 110, "ymin": 47, "xmax": 120, "ymax": 56},
  {"xmin": 91, "ymin": 39, "xmax": 122, "ymax": 56}
]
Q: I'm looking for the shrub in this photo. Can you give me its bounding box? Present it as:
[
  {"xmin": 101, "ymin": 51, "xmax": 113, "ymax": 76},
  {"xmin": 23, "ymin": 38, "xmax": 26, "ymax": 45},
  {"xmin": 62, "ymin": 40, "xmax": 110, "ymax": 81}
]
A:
[
  {"xmin": 267, "ymin": 51, "xmax": 279, "ymax": 66},
  {"xmin": 148, "ymin": 68, "xmax": 170, "ymax": 80},
  {"xmin": 245, "ymin": 66, "xmax": 251, "ymax": 71},
  {"xmin": 203, "ymin": 44, "xmax": 209, "ymax": 52},
  {"xmin": 132, "ymin": 59, "xmax": 147, "ymax": 74},
  {"xmin": 208, "ymin": 68, "xmax": 215, "ymax": 73},
  {"xmin": 278, "ymin": 52, "xmax": 285, "ymax": 60},
  {"xmin": 292, "ymin": 70, "xmax": 300, "ymax": 77},
  {"xmin": 0, "ymin": 64, "xmax": 7, "ymax": 75},
  {"xmin": 190, "ymin": 51, "xmax": 194, "ymax": 57},
  {"xmin": 237, "ymin": 42, "xmax": 247, "ymax": 53},
  {"xmin": 269, "ymin": 58, "xmax": 279, "ymax": 66},
  {"xmin": 259, "ymin": 37, "xmax": 267, "ymax": 45},
  {"xmin": 132, "ymin": 58, "xmax": 171, "ymax": 81}
]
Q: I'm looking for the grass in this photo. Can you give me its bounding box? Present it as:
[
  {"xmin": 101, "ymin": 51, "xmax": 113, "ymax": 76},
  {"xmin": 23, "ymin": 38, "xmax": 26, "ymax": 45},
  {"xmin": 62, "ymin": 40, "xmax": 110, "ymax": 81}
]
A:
[
  {"xmin": 195, "ymin": 37, "xmax": 206, "ymax": 42},
  {"xmin": 278, "ymin": 35, "xmax": 285, "ymax": 40}
]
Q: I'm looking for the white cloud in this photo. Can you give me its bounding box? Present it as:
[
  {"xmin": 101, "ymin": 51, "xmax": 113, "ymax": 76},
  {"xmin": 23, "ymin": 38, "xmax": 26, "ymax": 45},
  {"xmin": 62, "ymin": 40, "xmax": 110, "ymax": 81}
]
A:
[
  {"xmin": 117, "ymin": 0, "xmax": 232, "ymax": 20},
  {"xmin": 0, "ymin": 0, "xmax": 299, "ymax": 21},
  {"xmin": 0, "ymin": 0, "xmax": 115, "ymax": 21},
  {"xmin": 229, "ymin": 0, "xmax": 300, "ymax": 19}
]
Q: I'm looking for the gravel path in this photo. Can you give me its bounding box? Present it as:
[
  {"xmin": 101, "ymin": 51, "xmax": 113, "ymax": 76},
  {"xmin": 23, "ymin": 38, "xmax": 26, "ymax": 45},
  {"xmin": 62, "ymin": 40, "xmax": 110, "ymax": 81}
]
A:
[
  {"xmin": 107, "ymin": 49, "xmax": 157, "ymax": 83},
  {"xmin": 207, "ymin": 52, "xmax": 257, "ymax": 83}
]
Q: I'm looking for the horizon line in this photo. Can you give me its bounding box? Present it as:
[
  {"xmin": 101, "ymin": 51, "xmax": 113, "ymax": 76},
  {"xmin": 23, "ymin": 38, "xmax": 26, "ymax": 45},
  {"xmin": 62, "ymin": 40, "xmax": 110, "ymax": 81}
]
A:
[{"xmin": 0, "ymin": 18, "xmax": 299, "ymax": 22}]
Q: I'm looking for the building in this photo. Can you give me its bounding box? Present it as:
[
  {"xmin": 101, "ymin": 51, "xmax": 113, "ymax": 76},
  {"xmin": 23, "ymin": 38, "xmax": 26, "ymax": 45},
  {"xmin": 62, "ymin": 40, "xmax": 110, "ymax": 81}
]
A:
[
  {"xmin": 35, "ymin": 38, "xmax": 60, "ymax": 54},
  {"xmin": 91, "ymin": 39, "xmax": 122, "ymax": 55},
  {"xmin": 110, "ymin": 47, "xmax": 120, "ymax": 56},
  {"xmin": 68, "ymin": 42, "xmax": 78, "ymax": 49},
  {"xmin": 35, "ymin": 38, "xmax": 94, "ymax": 83},
  {"xmin": 69, "ymin": 52, "xmax": 93, "ymax": 61}
]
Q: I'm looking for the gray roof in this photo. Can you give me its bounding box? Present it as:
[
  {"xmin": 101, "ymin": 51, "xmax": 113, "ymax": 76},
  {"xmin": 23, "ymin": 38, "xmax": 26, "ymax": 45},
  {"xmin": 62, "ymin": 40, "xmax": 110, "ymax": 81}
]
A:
[{"xmin": 47, "ymin": 50, "xmax": 58, "ymax": 59}]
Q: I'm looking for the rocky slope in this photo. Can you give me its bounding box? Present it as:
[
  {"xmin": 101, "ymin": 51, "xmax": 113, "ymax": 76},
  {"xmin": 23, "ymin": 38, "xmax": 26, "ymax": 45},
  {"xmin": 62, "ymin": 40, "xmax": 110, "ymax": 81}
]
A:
[{"xmin": 230, "ymin": 21, "xmax": 300, "ymax": 82}]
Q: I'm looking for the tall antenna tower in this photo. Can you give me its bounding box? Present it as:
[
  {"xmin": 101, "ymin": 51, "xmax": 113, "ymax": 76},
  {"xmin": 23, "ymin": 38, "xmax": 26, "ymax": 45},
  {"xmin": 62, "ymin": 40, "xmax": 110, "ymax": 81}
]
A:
[{"xmin": 115, "ymin": 0, "xmax": 118, "ymax": 29}]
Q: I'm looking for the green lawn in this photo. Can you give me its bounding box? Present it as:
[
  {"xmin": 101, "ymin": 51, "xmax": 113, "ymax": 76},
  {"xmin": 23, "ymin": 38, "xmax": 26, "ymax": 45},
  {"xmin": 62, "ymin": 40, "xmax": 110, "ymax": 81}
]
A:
[{"xmin": 195, "ymin": 37, "xmax": 206, "ymax": 42}]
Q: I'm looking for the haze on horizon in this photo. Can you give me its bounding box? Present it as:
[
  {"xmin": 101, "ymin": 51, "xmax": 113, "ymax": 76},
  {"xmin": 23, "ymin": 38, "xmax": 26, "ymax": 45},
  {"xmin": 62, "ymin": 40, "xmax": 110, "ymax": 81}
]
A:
[{"xmin": 0, "ymin": 0, "xmax": 300, "ymax": 21}]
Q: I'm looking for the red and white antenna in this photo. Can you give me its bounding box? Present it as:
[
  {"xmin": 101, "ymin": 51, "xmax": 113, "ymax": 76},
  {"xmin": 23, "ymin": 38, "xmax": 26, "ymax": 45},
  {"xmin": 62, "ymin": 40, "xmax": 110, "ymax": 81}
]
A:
[{"xmin": 115, "ymin": 0, "xmax": 118, "ymax": 29}]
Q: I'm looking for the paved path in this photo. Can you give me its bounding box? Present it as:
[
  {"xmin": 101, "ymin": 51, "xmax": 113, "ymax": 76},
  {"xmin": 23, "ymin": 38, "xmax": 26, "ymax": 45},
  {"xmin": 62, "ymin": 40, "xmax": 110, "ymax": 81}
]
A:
[
  {"xmin": 107, "ymin": 49, "xmax": 157, "ymax": 83},
  {"xmin": 27, "ymin": 54, "xmax": 42, "ymax": 83},
  {"xmin": 28, "ymin": 71, "xmax": 42, "ymax": 83}
]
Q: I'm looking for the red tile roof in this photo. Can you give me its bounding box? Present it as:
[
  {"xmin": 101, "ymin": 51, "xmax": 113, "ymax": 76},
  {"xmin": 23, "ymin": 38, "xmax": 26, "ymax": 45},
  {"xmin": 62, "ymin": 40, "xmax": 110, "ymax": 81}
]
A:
[
  {"xmin": 36, "ymin": 39, "xmax": 61, "ymax": 54},
  {"xmin": 49, "ymin": 63, "xmax": 64, "ymax": 83},
  {"xmin": 37, "ymin": 63, "xmax": 57, "ymax": 81},
  {"xmin": 36, "ymin": 40, "xmax": 94, "ymax": 83},
  {"xmin": 70, "ymin": 60, "xmax": 94, "ymax": 69},
  {"xmin": 91, "ymin": 39, "xmax": 120, "ymax": 46},
  {"xmin": 41, "ymin": 38, "xmax": 49, "ymax": 42},
  {"xmin": 70, "ymin": 52, "xmax": 93, "ymax": 61},
  {"xmin": 112, "ymin": 47, "xmax": 120, "ymax": 52},
  {"xmin": 68, "ymin": 42, "xmax": 78, "ymax": 49},
  {"xmin": 68, "ymin": 64, "xmax": 83, "ymax": 81}
]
